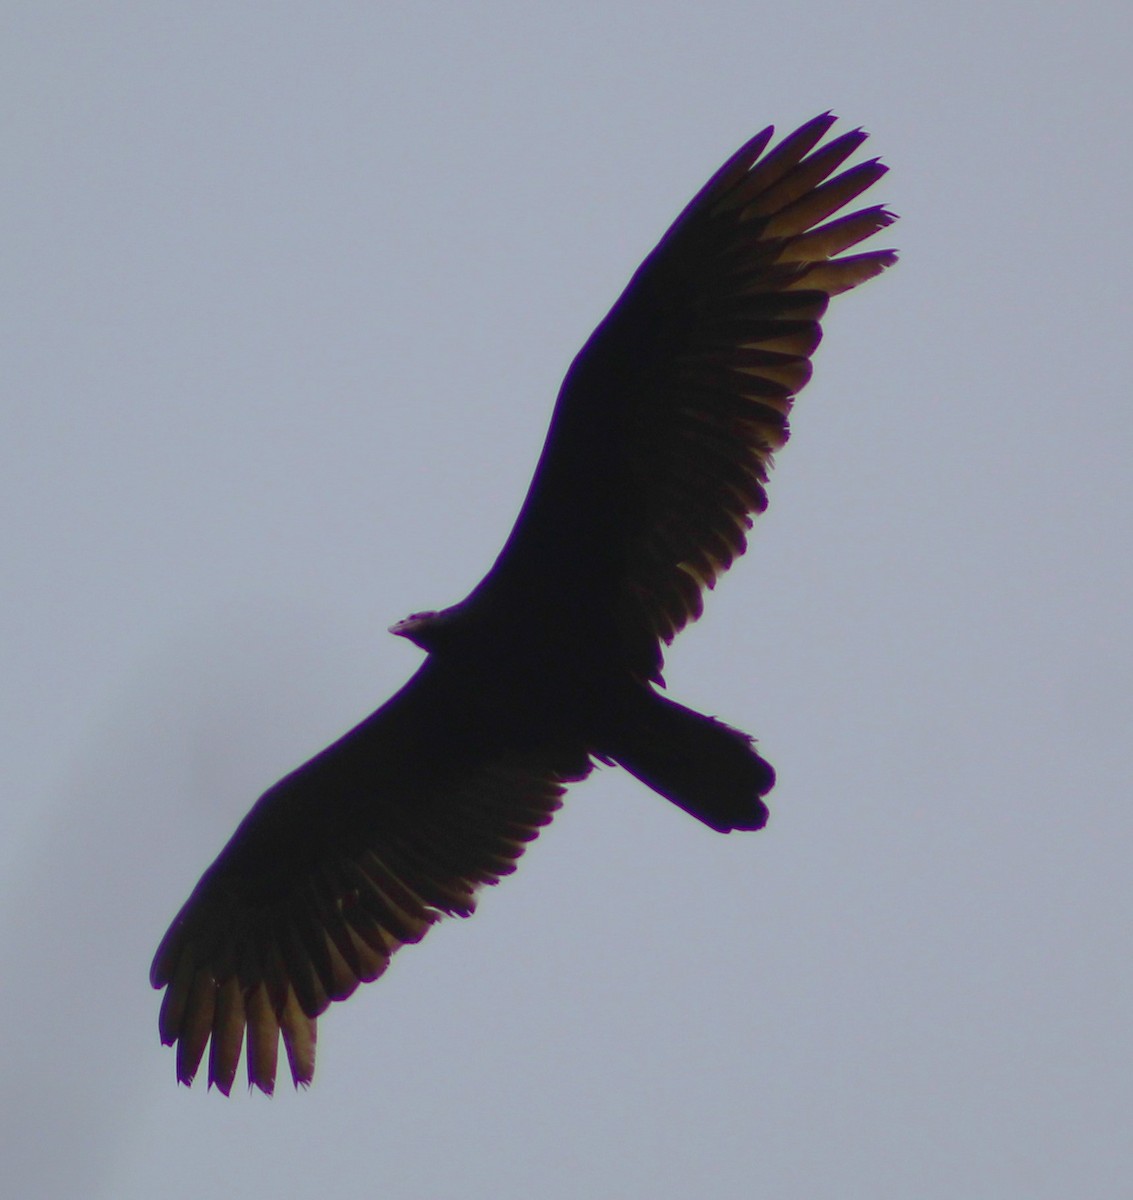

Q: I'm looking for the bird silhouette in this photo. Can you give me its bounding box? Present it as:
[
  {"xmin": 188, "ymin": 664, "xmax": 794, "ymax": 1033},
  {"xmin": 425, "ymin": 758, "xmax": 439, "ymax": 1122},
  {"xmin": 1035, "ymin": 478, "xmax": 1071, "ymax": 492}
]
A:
[{"xmin": 152, "ymin": 113, "xmax": 897, "ymax": 1094}]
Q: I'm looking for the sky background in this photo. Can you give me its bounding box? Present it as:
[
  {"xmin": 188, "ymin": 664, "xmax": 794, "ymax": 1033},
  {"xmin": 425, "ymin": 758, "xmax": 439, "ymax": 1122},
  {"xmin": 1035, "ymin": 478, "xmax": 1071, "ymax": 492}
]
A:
[{"xmin": 4, "ymin": 3, "xmax": 1131, "ymax": 1197}]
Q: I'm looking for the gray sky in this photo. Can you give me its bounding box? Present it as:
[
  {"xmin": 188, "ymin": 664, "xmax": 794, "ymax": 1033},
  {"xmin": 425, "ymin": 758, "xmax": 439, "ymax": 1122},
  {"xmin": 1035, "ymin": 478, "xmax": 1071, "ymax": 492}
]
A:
[{"xmin": 4, "ymin": 3, "xmax": 1131, "ymax": 1197}]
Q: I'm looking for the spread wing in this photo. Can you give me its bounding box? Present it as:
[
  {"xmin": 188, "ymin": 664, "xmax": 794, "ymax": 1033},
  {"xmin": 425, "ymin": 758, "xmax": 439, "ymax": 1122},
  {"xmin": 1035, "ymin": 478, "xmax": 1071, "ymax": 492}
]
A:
[
  {"xmin": 150, "ymin": 661, "xmax": 590, "ymax": 1094},
  {"xmin": 469, "ymin": 114, "xmax": 897, "ymax": 681}
]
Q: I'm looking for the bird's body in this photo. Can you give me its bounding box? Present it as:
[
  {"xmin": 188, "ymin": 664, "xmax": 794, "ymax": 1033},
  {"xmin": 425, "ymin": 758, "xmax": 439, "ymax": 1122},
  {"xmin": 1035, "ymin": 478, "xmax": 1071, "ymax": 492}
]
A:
[{"xmin": 152, "ymin": 114, "xmax": 897, "ymax": 1093}]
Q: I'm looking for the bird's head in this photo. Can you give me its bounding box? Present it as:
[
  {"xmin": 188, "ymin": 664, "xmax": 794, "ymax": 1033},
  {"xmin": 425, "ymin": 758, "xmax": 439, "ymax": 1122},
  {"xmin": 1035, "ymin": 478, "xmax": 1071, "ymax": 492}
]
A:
[
  {"xmin": 389, "ymin": 610, "xmax": 441, "ymax": 649},
  {"xmin": 389, "ymin": 606, "xmax": 465, "ymax": 653}
]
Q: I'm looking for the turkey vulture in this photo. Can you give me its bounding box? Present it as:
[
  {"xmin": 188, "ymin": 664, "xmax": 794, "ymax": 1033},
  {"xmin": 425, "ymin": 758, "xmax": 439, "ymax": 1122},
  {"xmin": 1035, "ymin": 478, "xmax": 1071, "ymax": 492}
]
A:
[{"xmin": 152, "ymin": 113, "xmax": 897, "ymax": 1094}]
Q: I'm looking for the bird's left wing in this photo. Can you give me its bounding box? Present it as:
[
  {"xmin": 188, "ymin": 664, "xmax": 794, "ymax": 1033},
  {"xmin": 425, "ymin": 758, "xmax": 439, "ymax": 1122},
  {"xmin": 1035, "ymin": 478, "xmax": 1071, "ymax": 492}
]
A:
[
  {"xmin": 150, "ymin": 662, "xmax": 590, "ymax": 1094},
  {"xmin": 468, "ymin": 115, "xmax": 897, "ymax": 681}
]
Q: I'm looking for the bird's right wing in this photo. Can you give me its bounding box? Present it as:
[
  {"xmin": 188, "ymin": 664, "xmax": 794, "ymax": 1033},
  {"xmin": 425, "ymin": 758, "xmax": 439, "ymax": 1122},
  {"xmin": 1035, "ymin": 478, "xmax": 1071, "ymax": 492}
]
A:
[{"xmin": 150, "ymin": 661, "xmax": 590, "ymax": 1094}]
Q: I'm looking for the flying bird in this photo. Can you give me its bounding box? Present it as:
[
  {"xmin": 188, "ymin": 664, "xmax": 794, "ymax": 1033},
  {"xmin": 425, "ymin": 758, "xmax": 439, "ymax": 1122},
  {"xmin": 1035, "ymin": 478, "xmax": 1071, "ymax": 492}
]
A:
[{"xmin": 152, "ymin": 113, "xmax": 897, "ymax": 1094}]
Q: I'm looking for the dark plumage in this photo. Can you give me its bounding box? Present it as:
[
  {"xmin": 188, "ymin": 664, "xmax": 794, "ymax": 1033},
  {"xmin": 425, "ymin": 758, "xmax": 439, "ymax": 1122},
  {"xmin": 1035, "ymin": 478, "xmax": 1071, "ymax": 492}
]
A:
[{"xmin": 151, "ymin": 114, "xmax": 897, "ymax": 1093}]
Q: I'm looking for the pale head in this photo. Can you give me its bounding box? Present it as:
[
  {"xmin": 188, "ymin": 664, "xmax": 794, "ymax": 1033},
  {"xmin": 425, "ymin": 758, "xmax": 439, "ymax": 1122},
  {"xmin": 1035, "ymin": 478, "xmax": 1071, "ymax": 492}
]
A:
[{"xmin": 388, "ymin": 605, "xmax": 469, "ymax": 652}]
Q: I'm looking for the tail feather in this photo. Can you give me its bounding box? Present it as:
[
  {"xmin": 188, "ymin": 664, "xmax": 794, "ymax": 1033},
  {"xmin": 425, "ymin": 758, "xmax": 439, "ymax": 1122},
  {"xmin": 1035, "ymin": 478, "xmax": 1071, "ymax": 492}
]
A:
[{"xmin": 606, "ymin": 691, "xmax": 773, "ymax": 832}]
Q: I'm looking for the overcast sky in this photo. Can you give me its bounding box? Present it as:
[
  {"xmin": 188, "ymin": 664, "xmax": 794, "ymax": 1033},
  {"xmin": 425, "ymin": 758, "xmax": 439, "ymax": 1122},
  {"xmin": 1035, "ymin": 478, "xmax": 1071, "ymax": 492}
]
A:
[{"xmin": 4, "ymin": 4, "xmax": 1131, "ymax": 1197}]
